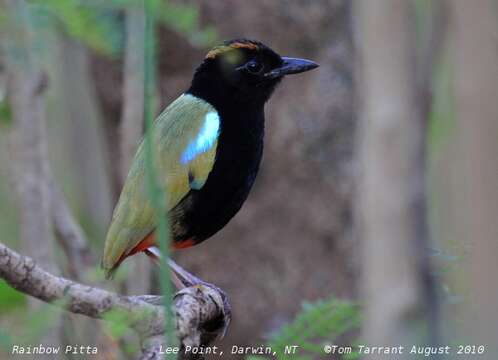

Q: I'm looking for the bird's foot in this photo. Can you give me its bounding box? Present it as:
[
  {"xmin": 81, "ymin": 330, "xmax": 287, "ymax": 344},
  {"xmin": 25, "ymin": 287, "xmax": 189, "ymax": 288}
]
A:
[
  {"xmin": 167, "ymin": 258, "xmax": 231, "ymax": 337},
  {"xmin": 145, "ymin": 250, "xmax": 231, "ymax": 335}
]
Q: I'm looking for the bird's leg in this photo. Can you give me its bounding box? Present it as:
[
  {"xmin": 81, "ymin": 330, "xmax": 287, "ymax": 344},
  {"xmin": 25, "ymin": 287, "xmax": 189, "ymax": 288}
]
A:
[
  {"xmin": 145, "ymin": 249, "xmax": 231, "ymax": 325},
  {"xmin": 145, "ymin": 248, "xmax": 205, "ymax": 289},
  {"xmin": 169, "ymin": 266, "xmax": 188, "ymax": 290},
  {"xmin": 167, "ymin": 258, "xmax": 205, "ymax": 289}
]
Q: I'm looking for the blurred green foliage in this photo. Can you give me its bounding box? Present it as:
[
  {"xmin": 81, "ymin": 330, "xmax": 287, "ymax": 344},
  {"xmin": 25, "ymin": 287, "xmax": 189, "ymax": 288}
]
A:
[
  {"xmin": 158, "ymin": 1, "xmax": 217, "ymax": 47},
  {"xmin": 0, "ymin": 281, "xmax": 26, "ymax": 312},
  {"xmin": 428, "ymin": 50, "xmax": 454, "ymax": 156},
  {"xmin": 102, "ymin": 308, "xmax": 135, "ymax": 339},
  {"xmin": 414, "ymin": 0, "xmax": 435, "ymax": 47},
  {"xmin": 0, "ymin": 304, "xmax": 59, "ymax": 351},
  {"xmin": 30, "ymin": 0, "xmax": 123, "ymax": 55},
  {"xmin": 0, "ymin": 101, "xmax": 12, "ymax": 128},
  {"xmin": 21, "ymin": 0, "xmax": 217, "ymax": 56},
  {"xmin": 20, "ymin": 305, "xmax": 60, "ymax": 344},
  {"xmin": 413, "ymin": 0, "xmax": 455, "ymax": 155},
  {"xmin": 248, "ymin": 297, "xmax": 361, "ymax": 360},
  {"xmin": 0, "ymin": 161, "xmax": 19, "ymax": 249}
]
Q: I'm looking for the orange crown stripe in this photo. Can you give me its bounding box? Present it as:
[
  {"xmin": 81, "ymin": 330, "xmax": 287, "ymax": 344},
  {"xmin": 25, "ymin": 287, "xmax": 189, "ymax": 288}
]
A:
[{"xmin": 206, "ymin": 42, "xmax": 258, "ymax": 59}]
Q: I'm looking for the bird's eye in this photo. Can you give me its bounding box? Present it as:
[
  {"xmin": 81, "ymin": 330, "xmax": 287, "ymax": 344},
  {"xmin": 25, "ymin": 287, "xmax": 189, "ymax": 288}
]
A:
[{"xmin": 246, "ymin": 60, "xmax": 263, "ymax": 74}]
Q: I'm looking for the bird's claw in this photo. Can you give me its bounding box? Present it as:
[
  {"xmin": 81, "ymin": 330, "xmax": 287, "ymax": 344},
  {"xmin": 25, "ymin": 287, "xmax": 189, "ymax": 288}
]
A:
[{"xmin": 167, "ymin": 258, "xmax": 231, "ymax": 338}]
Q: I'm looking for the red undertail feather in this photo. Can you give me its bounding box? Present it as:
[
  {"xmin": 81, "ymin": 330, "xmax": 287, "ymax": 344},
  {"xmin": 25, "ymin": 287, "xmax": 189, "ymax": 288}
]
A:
[{"xmin": 114, "ymin": 232, "xmax": 196, "ymax": 269}]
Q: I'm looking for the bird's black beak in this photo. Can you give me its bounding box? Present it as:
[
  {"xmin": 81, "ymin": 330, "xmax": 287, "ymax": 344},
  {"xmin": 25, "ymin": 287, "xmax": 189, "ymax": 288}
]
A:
[{"xmin": 265, "ymin": 57, "xmax": 319, "ymax": 79}]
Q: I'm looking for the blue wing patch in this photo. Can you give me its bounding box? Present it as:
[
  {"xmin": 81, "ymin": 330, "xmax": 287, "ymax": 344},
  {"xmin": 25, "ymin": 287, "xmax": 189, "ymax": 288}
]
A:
[{"xmin": 180, "ymin": 111, "xmax": 220, "ymax": 164}]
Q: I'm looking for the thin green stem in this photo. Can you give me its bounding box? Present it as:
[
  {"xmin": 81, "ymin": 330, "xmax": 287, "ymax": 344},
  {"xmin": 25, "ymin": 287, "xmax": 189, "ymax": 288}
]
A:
[{"xmin": 143, "ymin": 0, "xmax": 176, "ymax": 357}]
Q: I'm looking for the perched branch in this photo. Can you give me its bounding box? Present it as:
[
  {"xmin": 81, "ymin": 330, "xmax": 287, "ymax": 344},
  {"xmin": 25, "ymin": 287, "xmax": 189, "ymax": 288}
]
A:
[
  {"xmin": 0, "ymin": 243, "xmax": 161, "ymax": 332},
  {"xmin": 0, "ymin": 242, "xmax": 228, "ymax": 360},
  {"xmin": 140, "ymin": 287, "xmax": 226, "ymax": 360}
]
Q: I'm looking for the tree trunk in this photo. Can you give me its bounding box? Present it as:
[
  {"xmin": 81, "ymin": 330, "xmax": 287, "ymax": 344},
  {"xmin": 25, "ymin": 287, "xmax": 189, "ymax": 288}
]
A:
[
  {"xmin": 4, "ymin": 0, "xmax": 61, "ymax": 351},
  {"xmin": 449, "ymin": 0, "xmax": 498, "ymax": 357},
  {"xmin": 52, "ymin": 34, "xmax": 113, "ymax": 234},
  {"xmin": 355, "ymin": 0, "xmax": 432, "ymax": 353}
]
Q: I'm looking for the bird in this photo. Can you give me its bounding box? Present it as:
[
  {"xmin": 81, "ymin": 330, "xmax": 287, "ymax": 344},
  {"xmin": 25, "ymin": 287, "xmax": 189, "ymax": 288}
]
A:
[{"xmin": 102, "ymin": 39, "xmax": 318, "ymax": 278}]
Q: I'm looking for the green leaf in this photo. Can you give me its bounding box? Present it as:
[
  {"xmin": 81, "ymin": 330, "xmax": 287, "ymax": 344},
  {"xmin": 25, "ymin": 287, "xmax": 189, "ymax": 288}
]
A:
[
  {"xmin": 157, "ymin": 2, "xmax": 218, "ymax": 47},
  {"xmin": 259, "ymin": 296, "xmax": 361, "ymax": 360},
  {"xmin": 143, "ymin": 2, "xmax": 176, "ymax": 358},
  {"xmin": 18, "ymin": 304, "xmax": 61, "ymax": 344},
  {"xmin": 29, "ymin": 0, "xmax": 123, "ymax": 55},
  {"xmin": 102, "ymin": 308, "xmax": 134, "ymax": 339},
  {"xmin": 0, "ymin": 281, "xmax": 26, "ymax": 312},
  {"xmin": 0, "ymin": 101, "xmax": 13, "ymax": 127}
]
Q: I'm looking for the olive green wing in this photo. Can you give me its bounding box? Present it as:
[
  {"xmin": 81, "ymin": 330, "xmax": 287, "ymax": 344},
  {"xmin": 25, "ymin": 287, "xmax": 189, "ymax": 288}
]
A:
[{"xmin": 102, "ymin": 94, "xmax": 219, "ymax": 274}]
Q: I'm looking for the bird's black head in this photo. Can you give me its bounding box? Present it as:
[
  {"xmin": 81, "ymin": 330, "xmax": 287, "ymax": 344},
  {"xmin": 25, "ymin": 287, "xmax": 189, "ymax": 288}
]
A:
[{"xmin": 187, "ymin": 39, "xmax": 318, "ymax": 110}]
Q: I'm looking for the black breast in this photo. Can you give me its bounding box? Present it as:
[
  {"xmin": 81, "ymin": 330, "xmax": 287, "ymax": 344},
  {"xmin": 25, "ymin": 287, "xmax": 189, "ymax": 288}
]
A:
[{"xmin": 173, "ymin": 106, "xmax": 265, "ymax": 243}]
